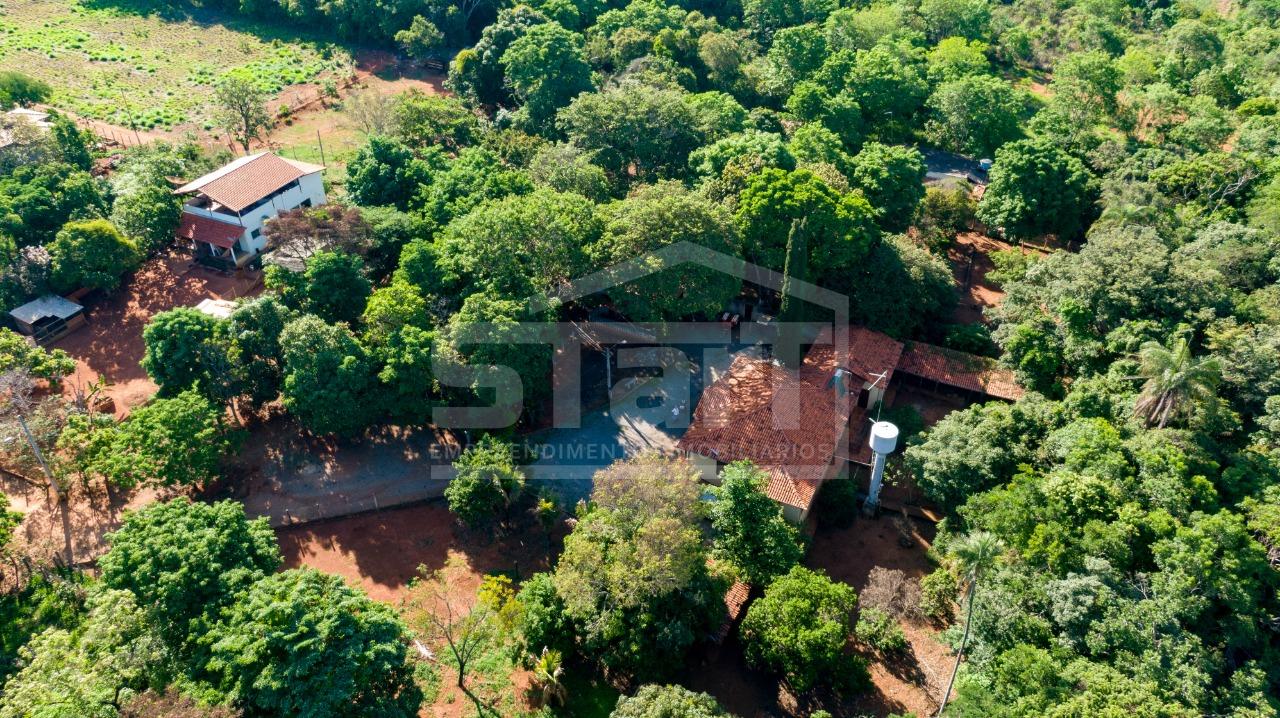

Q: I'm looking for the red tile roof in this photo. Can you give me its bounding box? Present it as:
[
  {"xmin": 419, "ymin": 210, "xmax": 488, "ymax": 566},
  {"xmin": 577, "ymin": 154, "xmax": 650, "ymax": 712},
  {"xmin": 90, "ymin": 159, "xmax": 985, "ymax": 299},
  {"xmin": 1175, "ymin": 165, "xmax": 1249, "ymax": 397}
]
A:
[
  {"xmin": 176, "ymin": 213, "xmax": 243, "ymax": 249},
  {"xmin": 678, "ymin": 351, "xmax": 860, "ymax": 511},
  {"xmin": 174, "ymin": 152, "xmax": 322, "ymax": 213},
  {"xmin": 897, "ymin": 342, "xmax": 1024, "ymax": 401},
  {"xmin": 804, "ymin": 326, "xmax": 905, "ymax": 386},
  {"xmin": 715, "ymin": 580, "xmax": 752, "ymax": 642}
]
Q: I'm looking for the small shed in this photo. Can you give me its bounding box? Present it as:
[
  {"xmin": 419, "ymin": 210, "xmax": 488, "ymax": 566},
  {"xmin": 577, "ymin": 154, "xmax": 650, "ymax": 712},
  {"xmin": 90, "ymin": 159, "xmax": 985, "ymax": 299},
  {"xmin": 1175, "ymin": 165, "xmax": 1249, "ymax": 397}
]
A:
[
  {"xmin": 9, "ymin": 295, "xmax": 85, "ymax": 344},
  {"xmin": 194, "ymin": 298, "xmax": 237, "ymax": 320}
]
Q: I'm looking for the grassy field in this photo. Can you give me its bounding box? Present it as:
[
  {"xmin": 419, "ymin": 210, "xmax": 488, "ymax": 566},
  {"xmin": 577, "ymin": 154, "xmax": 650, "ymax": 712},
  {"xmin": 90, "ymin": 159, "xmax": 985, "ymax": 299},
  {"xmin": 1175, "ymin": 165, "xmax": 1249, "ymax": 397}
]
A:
[{"xmin": 0, "ymin": 0, "xmax": 353, "ymax": 129}]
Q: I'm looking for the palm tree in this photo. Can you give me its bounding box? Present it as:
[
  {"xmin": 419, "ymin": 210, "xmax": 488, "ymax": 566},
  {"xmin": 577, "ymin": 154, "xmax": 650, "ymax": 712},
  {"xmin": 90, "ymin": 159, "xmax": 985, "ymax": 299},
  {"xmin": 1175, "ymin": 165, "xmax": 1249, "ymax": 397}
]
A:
[
  {"xmin": 936, "ymin": 531, "xmax": 1004, "ymax": 717},
  {"xmin": 1133, "ymin": 335, "xmax": 1222, "ymax": 428},
  {"xmin": 529, "ymin": 647, "xmax": 567, "ymax": 708}
]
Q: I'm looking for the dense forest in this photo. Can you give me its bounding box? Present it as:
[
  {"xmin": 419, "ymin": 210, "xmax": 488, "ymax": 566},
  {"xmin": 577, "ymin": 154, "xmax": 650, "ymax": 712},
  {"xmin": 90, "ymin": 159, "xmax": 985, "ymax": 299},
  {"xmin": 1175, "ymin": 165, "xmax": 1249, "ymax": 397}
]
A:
[{"xmin": 2, "ymin": 0, "xmax": 1280, "ymax": 713}]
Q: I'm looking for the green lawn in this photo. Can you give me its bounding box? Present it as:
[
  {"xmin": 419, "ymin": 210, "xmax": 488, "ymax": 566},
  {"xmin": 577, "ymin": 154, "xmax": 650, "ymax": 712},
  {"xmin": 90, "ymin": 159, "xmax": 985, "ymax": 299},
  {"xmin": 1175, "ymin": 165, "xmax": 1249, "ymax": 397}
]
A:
[{"xmin": 0, "ymin": 0, "xmax": 352, "ymax": 129}]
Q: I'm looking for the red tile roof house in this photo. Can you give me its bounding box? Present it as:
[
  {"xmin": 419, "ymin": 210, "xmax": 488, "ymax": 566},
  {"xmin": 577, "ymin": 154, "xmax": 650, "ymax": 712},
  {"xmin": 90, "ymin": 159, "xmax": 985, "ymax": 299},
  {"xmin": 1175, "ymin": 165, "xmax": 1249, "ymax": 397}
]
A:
[
  {"xmin": 678, "ymin": 326, "xmax": 1022, "ymax": 522},
  {"xmin": 173, "ymin": 152, "xmax": 326, "ymax": 269}
]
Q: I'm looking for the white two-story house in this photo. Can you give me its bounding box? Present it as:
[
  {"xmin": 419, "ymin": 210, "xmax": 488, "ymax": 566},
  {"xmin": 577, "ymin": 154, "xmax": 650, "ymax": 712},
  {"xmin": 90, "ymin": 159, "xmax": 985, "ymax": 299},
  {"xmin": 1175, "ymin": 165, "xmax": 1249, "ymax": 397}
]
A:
[{"xmin": 173, "ymin": 152, "xmax": 326, "ymax": 268}]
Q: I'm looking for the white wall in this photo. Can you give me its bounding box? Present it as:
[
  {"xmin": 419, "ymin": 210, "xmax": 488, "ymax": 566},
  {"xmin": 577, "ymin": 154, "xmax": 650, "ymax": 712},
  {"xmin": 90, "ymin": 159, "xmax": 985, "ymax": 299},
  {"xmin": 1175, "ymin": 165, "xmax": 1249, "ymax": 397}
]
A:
[
  {"xmin": 239, "ymin": 172, "xmax": 327, "ymax": 254},
  {"xmin": 180, "ymin": 171, "xmax": 327, "ymax": 265}
]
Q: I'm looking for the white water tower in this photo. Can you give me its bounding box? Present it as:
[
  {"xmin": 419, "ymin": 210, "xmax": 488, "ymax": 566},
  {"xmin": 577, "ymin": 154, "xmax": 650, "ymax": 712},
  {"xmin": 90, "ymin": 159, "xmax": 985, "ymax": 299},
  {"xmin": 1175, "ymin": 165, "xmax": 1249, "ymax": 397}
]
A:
[{"xmin": 863, "ymin": 421, "xmax": 899, "ymax": 516}]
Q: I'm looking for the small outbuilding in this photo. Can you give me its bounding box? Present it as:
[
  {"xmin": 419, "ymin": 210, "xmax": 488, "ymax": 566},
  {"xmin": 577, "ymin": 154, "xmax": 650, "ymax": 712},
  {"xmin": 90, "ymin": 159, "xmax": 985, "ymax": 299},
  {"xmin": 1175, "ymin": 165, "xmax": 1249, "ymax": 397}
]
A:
[
  {"xmin": 193, "ymin": 298, "xmax": 238, "ymax": 320},
  {"xmin": 9, "ymin": 295, "xmax": 85, "ymax": 343}
]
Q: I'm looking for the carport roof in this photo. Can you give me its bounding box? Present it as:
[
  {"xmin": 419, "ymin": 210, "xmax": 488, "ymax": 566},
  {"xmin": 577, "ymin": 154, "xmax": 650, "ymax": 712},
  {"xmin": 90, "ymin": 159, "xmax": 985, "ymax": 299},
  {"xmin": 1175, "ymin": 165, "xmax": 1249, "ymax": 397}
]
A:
[{"xmin": 10, "ymin": 295, "xmax": 82, "ymax": 324}]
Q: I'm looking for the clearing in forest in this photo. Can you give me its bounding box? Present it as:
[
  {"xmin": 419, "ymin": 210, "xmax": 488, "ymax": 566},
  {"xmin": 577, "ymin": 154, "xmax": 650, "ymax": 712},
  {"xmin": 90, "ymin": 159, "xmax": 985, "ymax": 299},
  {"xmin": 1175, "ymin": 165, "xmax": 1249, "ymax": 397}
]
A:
[{"xmin": 0, "ymin": 0, "xmax": 351, "ymax": 130}]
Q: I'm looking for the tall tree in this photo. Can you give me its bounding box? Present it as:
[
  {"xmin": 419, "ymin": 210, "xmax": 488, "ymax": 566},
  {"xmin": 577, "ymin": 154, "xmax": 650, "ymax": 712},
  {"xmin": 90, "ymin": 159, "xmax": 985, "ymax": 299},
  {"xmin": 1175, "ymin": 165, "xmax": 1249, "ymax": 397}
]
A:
[
  {"xmin": 205, "ymin": 569, "xmax": 421, "ymax": 717},
  {"xmin": 213, "ymin": 76, "xmax": 272, "ymax": 153},
  {"xmin": 99, "ymin": 498, "xmax": 280, "ymax": 652},
  {"xmin": 1133, "ymin": 335, "xmax": 1223, "ymax": 428},
  {"xmin": 278, "ymin": 316, "xmax": 380, "ymax": 437},
  {"xmin": 444, "ymin": 436, "xmax": 525, "ymax": 528},
  {"xmin": 710, "ymin": 461, "xmax": 803, "ymax": 584},
  {"xmin": 937, "ymin": 531, "xmax": 1004, "ymax": 716},
  {"xmin": 47, "ymin": 219, "xmax": 141, "ymax": 294},
  {"xmin": 977, "ymin": 139, "xmax": 1099, "ymax": 242},
  {"xmin": 739, "ymin": 565, "xmax": 866, "ymax": 694}
]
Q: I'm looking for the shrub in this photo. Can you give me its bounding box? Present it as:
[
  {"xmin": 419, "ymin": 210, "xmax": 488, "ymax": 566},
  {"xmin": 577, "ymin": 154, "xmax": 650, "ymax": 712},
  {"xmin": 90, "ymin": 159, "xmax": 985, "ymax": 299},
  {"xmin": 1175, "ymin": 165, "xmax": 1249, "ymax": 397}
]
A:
[
  {"xmin": 860, "ymin": 566, "xmax": 922, "ymax": 621},
  {"xmin": 856, "ymin": 606, "xmax": 908, "ymax": 655},
  {"xmin": 815, "ymin": 475, "xmax": 860, "ymax": 528},
  {"xmin": 919, "ymin": 568, "xmax": 958, "ymax": 621}
]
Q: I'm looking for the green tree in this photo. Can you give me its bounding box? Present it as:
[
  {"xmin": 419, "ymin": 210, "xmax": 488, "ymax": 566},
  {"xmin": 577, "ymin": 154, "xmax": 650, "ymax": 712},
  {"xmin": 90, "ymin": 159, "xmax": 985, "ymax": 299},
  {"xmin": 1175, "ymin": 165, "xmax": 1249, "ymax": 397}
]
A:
[
  {"xmin": 445, "ymin": 436, "xmax": 525, "ymax": 528},
  {"xmin": 278, "ymin": 315, "xmax": 380, "ymax": 437},
  {"xmin": 0, "ymin": 328, "xmax": 75, "ymax": 381},
  {"xmin": 345, "ymin": 136, "xmax": 443, "ymax": 211},
  {"xmin": 739, "ymin": 565, "xmax": 867, "ymax": 694},
  {"xmin": 517, "ymin": 572, "xmax": 575, "ymax": 656},
  {"xmin": 735, "ymin": 167, "xmax": 879, "ymax": 282},
  {"xmin": 0, "ymin": 589, "xmax": 168, "ymax": 718},
  {"xmin": 925, "ymin": 75, "xmax": 1025, "ymax": 157},
  {"xmin": 558, "ymin": 83, "xmax": 703, "ymax": 184},
  {"xmin": 502, "ymin": 23, "xmax": 594, "ymax": 133},
  {"xmin": 688, "ymin": 130, "xmax": 795, "ymax": 180},
  {"xmin": 904, "ymin": 399, "xmax": 1049, "ymax": 510},
  {"xmin": 419, "ymin": 146, "xmax": 535, "ymax": 227},
  {"xmin": 206, "ymin": 569, "xmax": 420, "ymax": 717},
  {"xmin": 710, "ymin": 461, "xmax": 802, "ymax": 584},
  {"xmin": 96, "ymin": 390, "xmax": 234, "ymax": 490},
  {"xmin": 213, "ymin": 76, "xmax": 271, "ymax": 153},
  {"xmin": 978, "ymin": 139, "xmax": 1098, "ymax": 241},
  {"xmin": 226, "ymin": 295, "xmax": 293, "ymax": 410},
  {"xmin": 1133, "ymin": 335, "xmax": 1223, "ymax": 429},
  {"xmin": 610, "ymin": 684, "xmax": 732, "ymax": 718},
  {"xmin": 394, "ymin": 92, "xmax": 479, "ymax": 152},
  {"xmin": 918, "ymin": 0, "xmax": 990, "ymax": 41},
  {"xmin": 435, "ymin": 188, "xmax": 599, "ymax": 299},
  {"xmin": 266, "ymin": 250, "xmax": 371, "ymax": 325},
  {"xmin": 592, "ymin": 181, "xmax": 741, "ymax": 321},
  {"xmin": 937, "ymin": 531, "xmax": 1005, "ymax": 715},
  {"xmin": 99, "ymin": 498, "xmax": 280, "ymax": 651},
  {"xmin": 527, "ymin": 142, "xmax": 612, "ymax": 200},
  {"xmin": 841, "ymin": 44, "xmax": 929, "ymax": 139},
  {"xmin": 0, "ymin": 71, "xmax": 51, "ymax": 108},
  {"xmin": 140, "ymin": 308, "xmax": 226, "ymax": 398},
  {"xmin": 395, "ymin": 15, "xmax": 446, "ymax": 61},
  {"xmin": 0, "ymin": 162, "xmax": 107, "ymax": 247},
  {"xmin": 849, "ymin": 142, "xmax": 926, "ymax": 233},
  {"xmin": 551, "ymin": 454, "xmax": 725, "ymax": 679},
  {"xmin": 47, "ymin": 219, "xmax": 141, "ymax": 294}
]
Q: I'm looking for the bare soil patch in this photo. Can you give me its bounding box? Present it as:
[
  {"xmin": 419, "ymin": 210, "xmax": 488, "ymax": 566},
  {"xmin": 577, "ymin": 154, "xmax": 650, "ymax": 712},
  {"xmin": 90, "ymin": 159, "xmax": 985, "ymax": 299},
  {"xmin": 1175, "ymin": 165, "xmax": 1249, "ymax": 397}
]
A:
[
  {"xmin": 49, "ymin": 250, "xmax": 262, "ymax": 417},
  {"xmin": 276, "ymin": 500, "xmax": 561, "ymax": 603}
]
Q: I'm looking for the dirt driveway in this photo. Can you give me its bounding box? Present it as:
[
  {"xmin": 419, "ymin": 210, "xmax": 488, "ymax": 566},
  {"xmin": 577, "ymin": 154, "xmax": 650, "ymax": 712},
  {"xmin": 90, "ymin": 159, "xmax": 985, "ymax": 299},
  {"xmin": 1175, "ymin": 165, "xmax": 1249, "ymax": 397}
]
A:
[{"xmin": 50, "ymin": 251, "xmax": 261, "ymax": 417}]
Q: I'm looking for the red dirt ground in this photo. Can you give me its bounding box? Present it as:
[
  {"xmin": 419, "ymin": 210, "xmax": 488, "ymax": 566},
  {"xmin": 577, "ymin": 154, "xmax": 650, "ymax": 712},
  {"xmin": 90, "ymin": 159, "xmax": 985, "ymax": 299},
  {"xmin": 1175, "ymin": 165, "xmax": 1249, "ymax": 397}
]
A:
[
  {"xmin": 276, "ymin": 500, "xmax": 559, "ymax": 604},
  {"xmin": 277, "ymin": 501, "xmax": 563, "ymax": 718},
  {"xmin": 49, "ymin": 251, "xmax": 262, "ymax": 417},
  {"xmin": 948, "ymin": 231, "xmax": 1054, "ymax": 325}
]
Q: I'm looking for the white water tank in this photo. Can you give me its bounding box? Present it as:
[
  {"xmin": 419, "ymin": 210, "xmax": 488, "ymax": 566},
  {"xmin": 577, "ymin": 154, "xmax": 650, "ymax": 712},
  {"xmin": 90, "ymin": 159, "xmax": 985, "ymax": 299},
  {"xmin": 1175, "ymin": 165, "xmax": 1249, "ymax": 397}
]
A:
[{"xmin": 869, "ymin": 421, "xmax": 899, "ymax": 455}]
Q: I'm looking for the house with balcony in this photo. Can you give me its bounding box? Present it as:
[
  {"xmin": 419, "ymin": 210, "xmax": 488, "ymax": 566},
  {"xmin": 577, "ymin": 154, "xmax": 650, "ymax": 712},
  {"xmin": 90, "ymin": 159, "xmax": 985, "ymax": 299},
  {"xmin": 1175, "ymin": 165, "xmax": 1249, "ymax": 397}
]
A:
[{"xmin": 173, "ymin": 152, "xmax": 325, "ymax": 269}]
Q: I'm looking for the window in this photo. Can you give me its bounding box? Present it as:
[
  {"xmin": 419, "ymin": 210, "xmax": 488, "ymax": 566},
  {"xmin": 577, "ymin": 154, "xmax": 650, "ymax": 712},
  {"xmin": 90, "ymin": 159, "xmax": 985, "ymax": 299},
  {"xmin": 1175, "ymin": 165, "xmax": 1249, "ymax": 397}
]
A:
[
  {"xmin": 300, "ymin": 198, "xmax": 312, "ymax": 208},
  {"xmin": 251, "ymin": 228, "xmax": 261, "ymax": 239}
]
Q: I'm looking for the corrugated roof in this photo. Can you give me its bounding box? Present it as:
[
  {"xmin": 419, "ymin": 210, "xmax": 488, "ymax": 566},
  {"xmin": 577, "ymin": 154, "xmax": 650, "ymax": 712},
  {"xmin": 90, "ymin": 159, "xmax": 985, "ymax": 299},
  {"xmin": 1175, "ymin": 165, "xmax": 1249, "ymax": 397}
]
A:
[
  {"xmin": 176, "ymin": 213, "xmax": 244, "ymax": 249},
  {"xmin": 897, "ymin": 342, "xmax": 1024, "ymax": 401},
  {"xmin": 173, "ymin": 152, "xmax": 322, "ymax": 212},
  {"xmin": 9, "ymin": 295, "xmax": 82, "ymax": 324}
]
